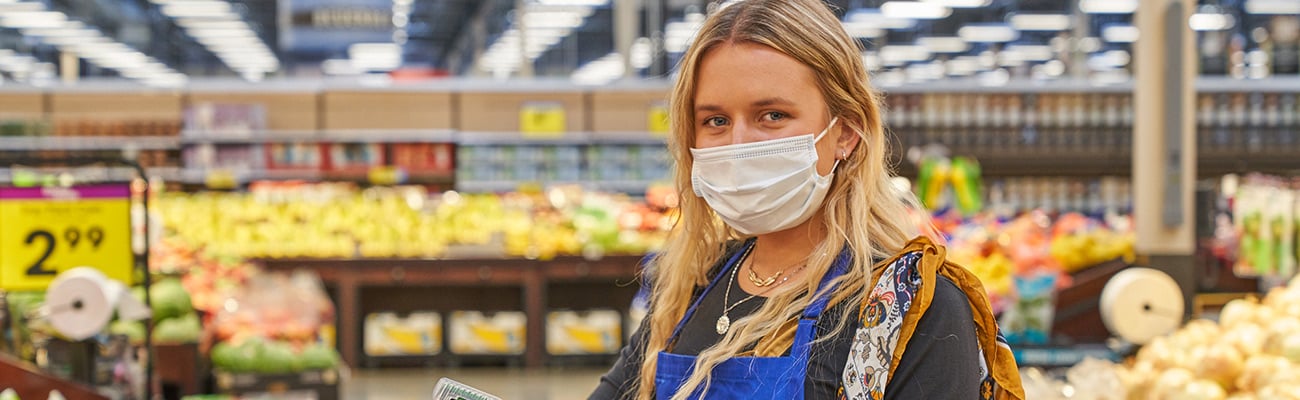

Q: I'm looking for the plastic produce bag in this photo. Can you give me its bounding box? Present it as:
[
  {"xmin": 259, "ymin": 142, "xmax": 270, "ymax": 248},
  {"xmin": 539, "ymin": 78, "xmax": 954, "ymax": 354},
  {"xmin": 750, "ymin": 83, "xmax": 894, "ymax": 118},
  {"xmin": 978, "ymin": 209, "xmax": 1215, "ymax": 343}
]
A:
[
  {"xmin": 1001, "ymin": 272, "xmax": 1057, "ymax": 345},
  {"xmin": 208, "ymin": 270, "xmax": 339, "ymax": 372}
]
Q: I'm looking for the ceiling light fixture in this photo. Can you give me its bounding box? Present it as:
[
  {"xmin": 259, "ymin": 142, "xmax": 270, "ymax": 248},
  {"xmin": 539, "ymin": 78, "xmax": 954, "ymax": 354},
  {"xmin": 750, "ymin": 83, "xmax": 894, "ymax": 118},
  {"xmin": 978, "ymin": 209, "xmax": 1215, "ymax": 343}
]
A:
[
  {"xmin": 1188, "ymin": 13, "xmax": 1236, "ymax": 31},
  {"xmin": 1079, "ymin": 0, "xmax": 1138, "ymax": 14},
  {"xmin": 1245, "ymin": 0, "xmax": 1300, "ymax": 14},
  {"xmin": 881, "ymin": 1, "xmax": 952, "ymax": 20},
  {"xmin": 958, "ymin": 24, "xmax": 1019, "ymax": 43},
  {"xmin": 917, "ymin": 36, "xmax": 969, "ymax": 53},
  {"xmin": 1101, "ymin": 25, "xmax": 1140, "ymax": 43},
  {"xmin": 1009, "ymin": 14, "xmax": 1072, "ymax": 31},
  {"xmin": 919, "ymin": 0, "xmax": 990, "ymax": 8}
]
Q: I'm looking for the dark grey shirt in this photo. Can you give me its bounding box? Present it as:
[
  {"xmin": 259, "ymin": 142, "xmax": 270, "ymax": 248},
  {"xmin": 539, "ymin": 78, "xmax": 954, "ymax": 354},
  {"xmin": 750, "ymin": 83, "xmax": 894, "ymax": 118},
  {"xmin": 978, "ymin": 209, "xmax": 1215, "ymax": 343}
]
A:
[{"xmin": 589, "ymin": 253, "xmax": 982, "ymax": 399}]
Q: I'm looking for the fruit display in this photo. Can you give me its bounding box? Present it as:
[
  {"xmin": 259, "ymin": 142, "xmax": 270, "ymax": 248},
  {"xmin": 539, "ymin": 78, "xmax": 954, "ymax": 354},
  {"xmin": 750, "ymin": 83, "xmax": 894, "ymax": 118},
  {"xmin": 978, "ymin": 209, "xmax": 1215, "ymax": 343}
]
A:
[
  {"xmin": 143, "ymin": 277, "xmax": 201, "ymax": 345},
  {"xmin": 942, "ymin": 210, "xmax": 1136, "ymax": 310},
  {"xmin": 210, "ymin": 338, "xmax": 338, "ymax": 374},
  {"xmin": 156, "ymin": 181, "xmax": 673, "ymax": 260},
  {"xmin": 1027, "ymin": 274, "xmax": 1300, "ymax": 400},
  {"xmin": 207, "ymin": 270, "xmax": 340, "ymax": 372},
  {"xmin": 210, "ymin": 271, "xmax": 333, "ymax": 346},
  {"xmin": 151, "ymin": 238, "xmax": 257, "ymax": 315}
]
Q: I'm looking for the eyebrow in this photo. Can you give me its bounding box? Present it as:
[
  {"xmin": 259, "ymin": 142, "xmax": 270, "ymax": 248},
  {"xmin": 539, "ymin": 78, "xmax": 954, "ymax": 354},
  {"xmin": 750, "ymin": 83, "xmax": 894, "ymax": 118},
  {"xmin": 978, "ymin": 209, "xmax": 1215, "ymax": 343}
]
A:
[{"xmin": 694, "ymin": 97, "xmax": 797, "ymax": 113}]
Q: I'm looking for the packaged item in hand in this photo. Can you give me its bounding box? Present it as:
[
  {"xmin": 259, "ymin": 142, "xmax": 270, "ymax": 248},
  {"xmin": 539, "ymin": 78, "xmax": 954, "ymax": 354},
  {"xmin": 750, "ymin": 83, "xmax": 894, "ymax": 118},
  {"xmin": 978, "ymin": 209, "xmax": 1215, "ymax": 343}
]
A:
[{"xmin": 433, "ymin": 377, "xmax": 501, "ymax": 400}]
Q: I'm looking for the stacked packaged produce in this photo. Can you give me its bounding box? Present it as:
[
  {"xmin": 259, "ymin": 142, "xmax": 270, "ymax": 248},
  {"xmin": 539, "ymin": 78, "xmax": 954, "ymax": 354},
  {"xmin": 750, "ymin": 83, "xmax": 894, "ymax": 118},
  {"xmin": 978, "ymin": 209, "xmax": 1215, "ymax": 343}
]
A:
[{"xmin": 1231, "ymin": 174, "xmax": 1300, "ymax": 279}]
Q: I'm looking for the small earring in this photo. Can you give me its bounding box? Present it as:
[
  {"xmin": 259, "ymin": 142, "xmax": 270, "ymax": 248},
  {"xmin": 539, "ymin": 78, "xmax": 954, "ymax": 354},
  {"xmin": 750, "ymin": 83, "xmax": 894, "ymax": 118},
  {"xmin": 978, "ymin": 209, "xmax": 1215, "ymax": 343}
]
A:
[{"xmin": 838, "ymin": 149, "xmax": 848, "ymax": 160}]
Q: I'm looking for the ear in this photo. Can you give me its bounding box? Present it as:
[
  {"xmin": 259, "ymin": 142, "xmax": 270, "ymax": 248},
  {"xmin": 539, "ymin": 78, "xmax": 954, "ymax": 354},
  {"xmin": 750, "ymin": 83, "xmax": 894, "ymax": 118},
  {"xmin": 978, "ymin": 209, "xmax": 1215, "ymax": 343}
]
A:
[{"xmin": 836, "ymin": 115, "xmax": 864, "ymax": 159}]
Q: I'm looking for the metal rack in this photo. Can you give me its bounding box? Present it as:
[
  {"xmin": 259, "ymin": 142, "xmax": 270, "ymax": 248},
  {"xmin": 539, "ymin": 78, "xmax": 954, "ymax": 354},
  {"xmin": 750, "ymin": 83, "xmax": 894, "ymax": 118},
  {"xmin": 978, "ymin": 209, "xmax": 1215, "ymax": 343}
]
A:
[{"xmin": 0, "ymin": 155, "xmax": 155, "ymax": 400}]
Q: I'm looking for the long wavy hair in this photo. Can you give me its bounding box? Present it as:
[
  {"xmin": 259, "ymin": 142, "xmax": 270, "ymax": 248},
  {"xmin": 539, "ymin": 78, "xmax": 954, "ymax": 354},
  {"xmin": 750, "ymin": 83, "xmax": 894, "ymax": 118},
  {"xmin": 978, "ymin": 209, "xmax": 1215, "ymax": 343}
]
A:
[{"xmin": 632, "ymin": 0, "xmax": 926, "ymax": 399}]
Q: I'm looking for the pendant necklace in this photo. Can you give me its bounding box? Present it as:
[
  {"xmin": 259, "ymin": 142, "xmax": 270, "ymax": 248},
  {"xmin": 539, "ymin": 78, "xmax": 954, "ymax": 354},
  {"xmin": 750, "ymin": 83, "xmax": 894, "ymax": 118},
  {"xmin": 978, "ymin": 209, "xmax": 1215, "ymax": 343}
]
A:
[{"xmin": 716, "ymin": 244, "xmax": 808, "ymax": 335}]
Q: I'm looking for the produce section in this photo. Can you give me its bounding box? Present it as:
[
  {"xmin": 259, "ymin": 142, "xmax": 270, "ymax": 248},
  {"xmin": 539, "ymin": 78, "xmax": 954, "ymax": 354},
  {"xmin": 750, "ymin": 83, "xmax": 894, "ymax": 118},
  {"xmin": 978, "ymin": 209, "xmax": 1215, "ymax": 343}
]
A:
[
  {"xmin": 0, "ymin": 0, "xmax": 1297, "ymax": 398},
  {"xmin": 156, "ymin": 182, "xmax": 676, "ymax": 260},
  {"xmin": 1023, "ymin": 274, "xmax": 1300, "ymax": 400}
]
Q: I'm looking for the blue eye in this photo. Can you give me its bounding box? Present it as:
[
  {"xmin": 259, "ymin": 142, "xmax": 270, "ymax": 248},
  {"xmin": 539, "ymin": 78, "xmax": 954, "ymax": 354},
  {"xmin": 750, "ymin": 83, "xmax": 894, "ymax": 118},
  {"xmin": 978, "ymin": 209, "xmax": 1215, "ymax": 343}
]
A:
[
  {"xmin": 763, "ymin": 111, "xmax": 787, "ymax": 121},
  {"xmin": 703, "ymin": 116, "xmax": 729, "ymax": 127}
]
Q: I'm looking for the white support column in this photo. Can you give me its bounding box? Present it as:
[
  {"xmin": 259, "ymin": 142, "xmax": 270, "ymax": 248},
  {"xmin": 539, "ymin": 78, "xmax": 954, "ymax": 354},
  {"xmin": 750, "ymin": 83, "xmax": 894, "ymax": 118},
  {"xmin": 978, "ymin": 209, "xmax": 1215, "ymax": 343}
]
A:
[{"xmin": 1134, "ymin": 0, "xmax": 1197, "ymax": 310}]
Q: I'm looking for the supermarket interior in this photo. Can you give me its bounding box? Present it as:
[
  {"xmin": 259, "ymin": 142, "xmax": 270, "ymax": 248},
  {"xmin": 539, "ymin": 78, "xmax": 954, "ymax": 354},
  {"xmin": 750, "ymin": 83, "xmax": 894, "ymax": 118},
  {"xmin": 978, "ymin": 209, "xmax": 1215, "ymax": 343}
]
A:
[{"xmin": 1, "ymin": 0, "xmax": 1300, "ymax": 399}]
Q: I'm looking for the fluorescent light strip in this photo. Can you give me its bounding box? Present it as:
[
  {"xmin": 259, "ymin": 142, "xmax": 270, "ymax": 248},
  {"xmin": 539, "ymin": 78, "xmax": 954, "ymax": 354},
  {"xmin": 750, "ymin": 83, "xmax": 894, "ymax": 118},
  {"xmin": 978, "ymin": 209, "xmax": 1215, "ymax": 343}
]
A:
[
  {"xmin": 916, "ymin": 36, "xmax": 968, "ymax": 53},
  {"xmin": 1005, "ymin": 44, "xmax": 1054, "ymax": 62},
  {"xmin": 161, "ymin": 1, "xmax": 232, "ymax": 18},
  {"xmin": 153, "ymin": 2, "xmax": 280, "ymax": 77},
  {"xmin": 880, "ymin": 45, "xmax": 932, "ymax": 63},
  {"xmin": 479, "ymin": 3, "xmax": 601, "ymax": 73},
  {"xmin": 175, "ymin": 18, "xmax": 243, "ymax": 29},
  {"xmin": 1245, "ymin": 0, "xmax": 1300, "ymax": 15},
  {"xmin": 1079, "ymin": 0, "xmax": 1137, "ymax": 14},
  {"xmin": 0, "ymin": 2, "xmax": 46, "ymax": 13},
  {"xmin": 572, "ymin": 52, "xmax": 625, "ymax": 85},
  {"xmin": 1009, "ymin": 14, "xmax": 1071, "ymax": 31},
  {"xmin": 842, "ymin": 22, "xmax": 885, "ymax": 38},
  {"xmin": 1102, "ymin": 25, "xmax": 1139, "ymax": 43},
  {"xmin": 1, "ymin": 11, "xmax": 67, "ymax": 29},
  {"xmin": 920, "ymin": 0, "xmax": 989, "ymax": 8},
  {"xmin": 536, "ymin": 0, "xmax": 608, "ymax": 6},
  {"xmin": 958, "ymin": 24, "xmax": 1019, "ymax": 43},
  {"xmin": 10, "ymin": 10, "xmax": 189, "ymax": 86},
  {"xmin": 881, "ymin": 1, "xmax": 951, "ymax": 20},
  {"xmin": 1189, "ymin": 13, "xmax": 1235, "ymax": 31},
  {"xmin": 846, "ymin": 10, "xmax": 917, "ymax": 30}
]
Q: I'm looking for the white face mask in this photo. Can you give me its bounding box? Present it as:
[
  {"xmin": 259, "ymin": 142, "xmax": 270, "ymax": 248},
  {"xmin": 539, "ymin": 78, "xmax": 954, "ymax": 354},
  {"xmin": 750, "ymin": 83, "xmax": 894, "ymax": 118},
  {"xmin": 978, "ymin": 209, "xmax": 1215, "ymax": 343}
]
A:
[{"xmin": 690, "ymin": 117, "xmax": 840, "ymax": 235}]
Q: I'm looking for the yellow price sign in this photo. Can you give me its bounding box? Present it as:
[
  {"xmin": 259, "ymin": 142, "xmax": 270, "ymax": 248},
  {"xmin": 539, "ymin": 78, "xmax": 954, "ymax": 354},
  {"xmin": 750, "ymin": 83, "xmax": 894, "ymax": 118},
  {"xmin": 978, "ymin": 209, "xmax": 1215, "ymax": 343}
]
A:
[
  {"xmin": 648, "ymin": 103, "xmax": 670, "ymax": 137},
  {"xmin": 0, "ymin": 185, "xmax": 134, "ymax": 290},
  {"xmin": 205, "ymin": 169, "xmax": 238, "ymax": 190},
  {"xmin": 519, "ymin": 102, "xmax": 566, "ymax": 138},
  {"xmin": 368, "ymin": 166, "xmax": 407, "ymax": 186}
]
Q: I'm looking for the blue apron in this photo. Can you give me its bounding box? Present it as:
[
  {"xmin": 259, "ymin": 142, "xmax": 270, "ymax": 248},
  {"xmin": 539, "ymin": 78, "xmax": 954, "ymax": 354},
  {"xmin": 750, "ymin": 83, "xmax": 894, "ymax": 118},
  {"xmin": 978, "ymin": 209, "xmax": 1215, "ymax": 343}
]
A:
[{"xmin": 654, "ymin": 243, "xmax": 848, "ymax": 399}]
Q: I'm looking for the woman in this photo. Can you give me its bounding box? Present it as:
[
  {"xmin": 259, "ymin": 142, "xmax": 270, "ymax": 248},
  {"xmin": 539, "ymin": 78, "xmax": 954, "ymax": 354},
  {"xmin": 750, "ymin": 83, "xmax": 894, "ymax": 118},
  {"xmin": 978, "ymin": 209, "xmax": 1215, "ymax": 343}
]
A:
[{"xmin": 590, "ymin": 0, "xmax": 1025, "ymax": 399}]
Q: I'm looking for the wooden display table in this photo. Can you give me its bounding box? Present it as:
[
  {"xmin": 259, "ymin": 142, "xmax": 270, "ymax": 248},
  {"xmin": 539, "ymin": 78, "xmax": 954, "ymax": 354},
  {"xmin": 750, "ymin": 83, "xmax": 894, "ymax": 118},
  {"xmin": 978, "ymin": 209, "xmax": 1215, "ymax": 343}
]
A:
[
  {"xmin": 0, "ymin": 353, "xmax": 109, "ymax": 400},
  {"xmin": 259, "ymin": 255, "xmax": 643, "ymax": 367}
]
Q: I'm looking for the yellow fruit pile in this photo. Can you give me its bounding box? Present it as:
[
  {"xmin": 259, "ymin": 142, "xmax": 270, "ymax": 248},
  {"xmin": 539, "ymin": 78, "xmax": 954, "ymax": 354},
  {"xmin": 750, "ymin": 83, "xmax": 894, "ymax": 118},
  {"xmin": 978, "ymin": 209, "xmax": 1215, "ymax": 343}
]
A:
[
  {"xmin": 1049, "ymin": 229, "xmax": 1137, "ymax": 273},
  {"xmin": 158, "ymin": 184, "xmax": 670, "ymax": 260}
]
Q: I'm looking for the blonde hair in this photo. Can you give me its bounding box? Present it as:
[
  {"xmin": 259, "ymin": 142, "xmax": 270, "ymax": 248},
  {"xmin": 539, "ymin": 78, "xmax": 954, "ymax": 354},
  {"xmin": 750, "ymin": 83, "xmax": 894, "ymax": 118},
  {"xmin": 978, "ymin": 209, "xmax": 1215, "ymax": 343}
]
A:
[{"xmin": 631, "ymin": 0, "xmax": 926, "ymax": 398}]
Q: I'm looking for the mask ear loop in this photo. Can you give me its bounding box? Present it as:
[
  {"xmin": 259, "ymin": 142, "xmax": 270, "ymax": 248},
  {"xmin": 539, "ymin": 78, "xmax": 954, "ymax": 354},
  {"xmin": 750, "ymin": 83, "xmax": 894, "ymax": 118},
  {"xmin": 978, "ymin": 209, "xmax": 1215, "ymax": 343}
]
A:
[{"xmin": 817, "ymin": 117, "xmax": 842, "ymax": 174}]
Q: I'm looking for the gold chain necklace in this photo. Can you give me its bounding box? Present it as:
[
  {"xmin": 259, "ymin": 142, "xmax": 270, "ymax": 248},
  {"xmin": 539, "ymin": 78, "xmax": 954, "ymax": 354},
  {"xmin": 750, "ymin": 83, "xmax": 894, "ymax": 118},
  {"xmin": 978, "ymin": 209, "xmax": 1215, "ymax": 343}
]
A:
[
  {"xmin": 746, "ymin": 253, "xmax": 808, "ymax": 287},
  {"xmin": 717, "ymin": 244, "xmax": 805, "ymax": 335}
]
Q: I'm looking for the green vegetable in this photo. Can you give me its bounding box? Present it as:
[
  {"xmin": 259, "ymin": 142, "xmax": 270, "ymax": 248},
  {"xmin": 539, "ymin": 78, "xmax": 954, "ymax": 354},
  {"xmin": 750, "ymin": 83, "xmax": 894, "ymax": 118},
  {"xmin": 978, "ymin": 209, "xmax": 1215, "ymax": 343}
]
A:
[
  {"xmin": 256, "ymin": 340, "xmax": 301, "ymax": 373},
  {"xmin": 108, "ymin": 320, "xmax": 146, "ymax": 343},
  {"xmin": 149, "ymin": 279, "xmax": 193, "ymax": 321},
  {"xmin": 211, "ymin": 339, "xmax": 263, "ymax": 372},
  {"xmin": 153, "ymin": 314, "xmax": 201, "ymax": 344},
  {"xmin": 299, "ymin": 343, "xmax": 340, "ymax": 370}
]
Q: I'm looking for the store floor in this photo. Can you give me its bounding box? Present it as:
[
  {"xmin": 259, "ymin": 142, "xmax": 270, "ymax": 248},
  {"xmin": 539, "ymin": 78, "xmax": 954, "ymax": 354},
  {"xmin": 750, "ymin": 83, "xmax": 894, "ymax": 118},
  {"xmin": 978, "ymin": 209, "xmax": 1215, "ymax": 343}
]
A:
[{"xmin": 344, "ymin": 367, "xmax": 606, "ymax": 399}]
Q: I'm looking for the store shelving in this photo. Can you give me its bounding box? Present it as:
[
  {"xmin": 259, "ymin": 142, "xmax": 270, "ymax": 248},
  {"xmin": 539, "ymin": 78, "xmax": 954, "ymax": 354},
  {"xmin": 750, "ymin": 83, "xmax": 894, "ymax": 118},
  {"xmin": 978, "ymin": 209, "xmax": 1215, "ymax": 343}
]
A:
[
  {"xmin": 451, "ymin": 179, "xmax": 662, "ymax": 194},
  {"xmin": 180, "ymin": 129, "xmax": 458, "ymax": 144},
  {"xmin": 0, "ymin": 136, "xmax": 180, "ymax": 151}
]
